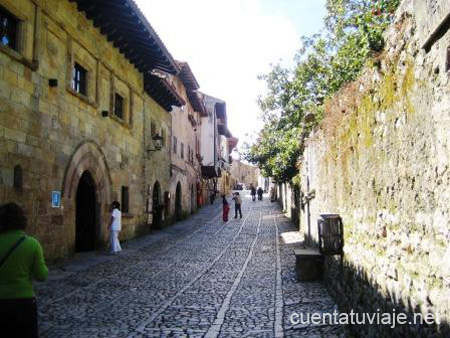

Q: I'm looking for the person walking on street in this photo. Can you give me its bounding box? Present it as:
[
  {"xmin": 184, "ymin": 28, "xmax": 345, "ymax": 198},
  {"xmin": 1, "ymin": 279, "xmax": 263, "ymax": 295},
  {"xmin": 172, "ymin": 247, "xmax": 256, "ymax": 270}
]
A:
[
  {"xmin": 222, "ymin": 195, "xmax": 230, "ymax": 222},
  {"xmin": 109, "ymin": 201, "xmax": 122, "ymax": 254},
  {"xmin": 250, "ymin": 185, "xmax": 256, "ymax": 202},
  {"xmin": 0, "ymin": 202, "xmax": 48, "ymax": 338},
  {"xmin": 257, "ymin": 187, "xmax": 264, "ymax": 201},
  {"xmin": 233, "ymin": 192, "xmax": 242, "ymax": 218}
]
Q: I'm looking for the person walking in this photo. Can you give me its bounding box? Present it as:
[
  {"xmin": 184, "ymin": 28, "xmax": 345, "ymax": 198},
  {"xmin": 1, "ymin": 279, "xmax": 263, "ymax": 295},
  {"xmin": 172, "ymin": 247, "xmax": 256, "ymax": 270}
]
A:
[
  {"xmin": 233, "ymin": 192, "xmax": 242, "ymax": 218},
  {"xmin": 209, "ymin": 190, "xmax": 216, "ymax": 205},
  {"xmin": 109, "ymin": 201, "xmax": 122, "ymax": 254},
  {"xmin": 250, "ymin": 185, "xmax": 256, "ymax": 202},
  {"xmin": 257, "ymin": 187, "xmax": 264, "ymax": 201},
  {"xmin": 222, "ymin": 195, "xmax": 230, "ymax": 222},
  {"xmin": 0, "ymin": 202, "xmax": 48, "ymax": 338}
]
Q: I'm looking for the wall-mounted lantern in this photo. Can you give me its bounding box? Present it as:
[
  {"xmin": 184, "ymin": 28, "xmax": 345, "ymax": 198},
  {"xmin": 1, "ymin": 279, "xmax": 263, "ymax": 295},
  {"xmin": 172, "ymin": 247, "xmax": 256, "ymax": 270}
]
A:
[{"xmin": 148, "ymin": 133, "xmax": 163, "ymax": 157}]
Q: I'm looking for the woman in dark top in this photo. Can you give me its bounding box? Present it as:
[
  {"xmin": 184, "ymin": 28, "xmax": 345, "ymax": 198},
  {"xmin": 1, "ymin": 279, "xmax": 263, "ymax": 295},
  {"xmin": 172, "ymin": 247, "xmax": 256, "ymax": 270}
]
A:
[{"xmin": 0, "ymin": 202, "xmax": 48, "ymax": 338}]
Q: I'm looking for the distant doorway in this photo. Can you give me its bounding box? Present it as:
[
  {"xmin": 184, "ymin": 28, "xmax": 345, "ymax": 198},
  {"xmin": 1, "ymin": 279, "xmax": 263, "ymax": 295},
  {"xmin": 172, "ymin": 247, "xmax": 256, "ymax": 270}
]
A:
[
  {"xmin": 191, "ymin": 184, "xmax": 195, "ymax": 214},
  {"xmin": 152, "ymin": 181, "xmax": 162, "ymax": 228},
  {"xmin": 75, "ymin": 171, "xmax": 97, "ymax": 252},
  {"xmin": 175, "ymin": 182, "xmax": 182, "ymax": 221}
]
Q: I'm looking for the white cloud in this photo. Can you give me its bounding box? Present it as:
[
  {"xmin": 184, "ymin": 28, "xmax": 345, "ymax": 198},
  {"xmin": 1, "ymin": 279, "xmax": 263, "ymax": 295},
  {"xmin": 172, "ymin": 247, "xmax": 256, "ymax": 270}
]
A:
[{"xmin": 135, "ymin": 0, "xmax": 301, "ymax": 146}]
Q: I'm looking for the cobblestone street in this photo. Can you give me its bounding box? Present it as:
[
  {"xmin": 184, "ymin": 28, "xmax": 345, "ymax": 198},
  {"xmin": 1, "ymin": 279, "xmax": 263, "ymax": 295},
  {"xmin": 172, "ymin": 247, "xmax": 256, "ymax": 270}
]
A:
[{"xmin": 36, "ymin": 192, "xmax": 345, "ymax": 337}]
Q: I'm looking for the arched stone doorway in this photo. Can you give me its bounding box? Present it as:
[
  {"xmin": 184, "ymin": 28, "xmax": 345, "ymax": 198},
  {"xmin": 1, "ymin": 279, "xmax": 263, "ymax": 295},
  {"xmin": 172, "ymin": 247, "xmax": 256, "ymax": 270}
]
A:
[
  {"xmin": 175, "ymin": 182, "xmax": 182, "ymax": 221},
  {"xmin": 152, "ymin": 181, "xmax": 162, "ymax": 228},
  {"xmin": 62, "ymin": 140, "xmax": 112, "ymax": 252},
  {"xmin": 75, "ymin": 171, "xmax": 97, "ymax": 252}
]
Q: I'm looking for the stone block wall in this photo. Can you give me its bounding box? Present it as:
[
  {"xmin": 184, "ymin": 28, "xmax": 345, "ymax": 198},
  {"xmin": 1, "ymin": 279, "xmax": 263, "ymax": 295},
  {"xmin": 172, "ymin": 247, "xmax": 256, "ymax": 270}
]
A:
[
  {"xmin": 0, "ymin": 0, "xmax": 171, "ymax": 260},
  {"xmin": 301, "ymin": 0, "xmax": 450, "ymax": 335}
]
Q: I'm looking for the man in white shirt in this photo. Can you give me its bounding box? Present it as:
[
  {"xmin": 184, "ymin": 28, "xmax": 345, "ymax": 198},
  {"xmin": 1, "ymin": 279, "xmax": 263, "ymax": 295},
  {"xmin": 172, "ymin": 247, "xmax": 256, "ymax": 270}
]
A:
[{"xmin": 109, "ymin": 201, "xmax": 122, "ymax": 254}]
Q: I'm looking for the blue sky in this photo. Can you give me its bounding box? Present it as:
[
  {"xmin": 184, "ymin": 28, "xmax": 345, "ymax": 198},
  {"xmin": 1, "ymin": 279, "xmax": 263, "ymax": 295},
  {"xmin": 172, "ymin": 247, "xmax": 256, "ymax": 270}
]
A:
[
  {"xmin": 134, "ymin": 0, "xmax": 326, "ymax": 147},
  {"xmin": 260, "ymin": 0, "xmax": 326, "ymax": 37}
]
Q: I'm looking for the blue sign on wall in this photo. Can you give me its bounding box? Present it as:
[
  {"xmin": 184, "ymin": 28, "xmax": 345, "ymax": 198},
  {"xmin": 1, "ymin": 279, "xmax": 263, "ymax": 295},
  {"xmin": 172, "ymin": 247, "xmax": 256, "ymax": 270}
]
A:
[{"xmin": 52, "ymin": 191, "xmax": 61, "ymax": 208}]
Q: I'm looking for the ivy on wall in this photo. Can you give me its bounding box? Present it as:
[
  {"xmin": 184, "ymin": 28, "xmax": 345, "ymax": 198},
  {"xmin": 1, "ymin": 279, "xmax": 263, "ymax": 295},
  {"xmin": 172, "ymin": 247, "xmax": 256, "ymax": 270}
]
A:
[{"xmin": 242, "ymin": 0, "xmax": 401, "ymax": 183}]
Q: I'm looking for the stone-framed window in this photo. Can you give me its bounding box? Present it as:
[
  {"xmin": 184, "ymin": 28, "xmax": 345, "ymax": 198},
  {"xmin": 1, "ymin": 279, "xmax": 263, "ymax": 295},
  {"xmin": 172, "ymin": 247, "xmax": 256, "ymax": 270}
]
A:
[
  {"xmin": 173, "ymin": 136, "xmax": 177, "ymax": 154},
  {"xmin": 0, "ymin": 3, "xmax": 36, "ymax": 70},
  {"xmin": 121, "ymin": 186, "xmax": 129, "ymax": 213},
  {"xmin": 72, "ymin": 62, "xmax": 88, "ymax": 96},
  {"xmin": 110, "ymin": 77, "xmax": 131, "ymax": 126},
  {"xmin": 114, "ymin": 93, "xmax": 124, "ymax": 119},
  {"xmin": 188, "ymin": 145, "xmax": 191, "ymax": 162},
  {"xmin": 181, "ymin": 143, "xmax": 184, "ymax": 159},
  {"xmin": 0, "ymin": 6, "xmax": 19, "ymax": 51},
  {"xmin": 67, "ymin": 40, "xmax": 97, "ymax": 105}
]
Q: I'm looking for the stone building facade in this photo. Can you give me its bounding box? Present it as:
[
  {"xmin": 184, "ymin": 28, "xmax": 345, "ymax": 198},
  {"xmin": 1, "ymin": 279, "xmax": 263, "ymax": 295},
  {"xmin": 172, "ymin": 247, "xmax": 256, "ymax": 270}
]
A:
[
  {"xmin": 230, "ymin": 160, "xmax": 258, "ymax": 189},
  {"xmin": 169, "ymin": 62, "xmax": 205, "ymax": 220},
  {"xmin": 200, "ymin": 94, "xmax": 236, "ymax": 196},
  {"xmin": 300, "ymin": 0, "xmax": 450, "ymax": 335},
  {"xmin": 0, "ymin": 0, "xmax": 182, "ymax": 260}
]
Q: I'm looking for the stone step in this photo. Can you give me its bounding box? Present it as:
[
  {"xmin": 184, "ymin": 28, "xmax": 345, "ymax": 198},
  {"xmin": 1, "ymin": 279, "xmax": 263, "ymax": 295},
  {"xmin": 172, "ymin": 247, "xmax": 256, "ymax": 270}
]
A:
[{"xmin": 294, "ymin": 248, "xmax": 324, "ymax": 282}]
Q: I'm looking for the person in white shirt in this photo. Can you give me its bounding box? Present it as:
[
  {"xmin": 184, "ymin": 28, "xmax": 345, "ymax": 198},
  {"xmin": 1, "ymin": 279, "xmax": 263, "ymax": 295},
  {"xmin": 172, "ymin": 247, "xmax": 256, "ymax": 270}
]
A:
[
  {"xmin": 109, "ymin": 201, "xmax": 122, "ymax": 254},
  {"xmin": 232, "ymin": 192, "xmax": 242, "ymax": 218}
]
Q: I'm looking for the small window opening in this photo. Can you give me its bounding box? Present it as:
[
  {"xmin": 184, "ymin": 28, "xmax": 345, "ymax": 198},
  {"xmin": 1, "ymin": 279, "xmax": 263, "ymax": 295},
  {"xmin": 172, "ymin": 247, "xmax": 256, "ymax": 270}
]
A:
[
  {"xmin": 13, "ymin": 164, "xmax": 22, "ymax": 190},
  {"xmin": 0, "ymin": 7, "xmax": 18, "ymax": 51},
  {"xmin": 72, "ymin": 63, "xmax": 88, "ymax": 95},
  {"xmin": 114, "ymin": 93, "xmax": 124, "ymax": 119},
  {"xmin": 151, "ymin": 122, "xmax": 156, "ymax": 137},
  {"xmin": 121, "ymin": 186, "xmax": 129, "ymax": 213}
]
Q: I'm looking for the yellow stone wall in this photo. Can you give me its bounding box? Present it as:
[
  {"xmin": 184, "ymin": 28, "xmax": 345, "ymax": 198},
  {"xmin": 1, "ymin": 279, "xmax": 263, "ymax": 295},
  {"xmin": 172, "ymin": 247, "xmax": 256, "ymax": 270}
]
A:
[{"xmin": 0, "ymin": 0, "xmax": 172, "ymax": 260}]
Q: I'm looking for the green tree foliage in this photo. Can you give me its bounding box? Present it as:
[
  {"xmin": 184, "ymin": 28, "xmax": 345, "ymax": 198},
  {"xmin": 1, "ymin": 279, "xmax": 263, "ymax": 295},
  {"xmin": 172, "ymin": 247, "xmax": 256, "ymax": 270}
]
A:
[{"xmin": 243, "ymin": 0, "xmax": 400, "ymax": 182}]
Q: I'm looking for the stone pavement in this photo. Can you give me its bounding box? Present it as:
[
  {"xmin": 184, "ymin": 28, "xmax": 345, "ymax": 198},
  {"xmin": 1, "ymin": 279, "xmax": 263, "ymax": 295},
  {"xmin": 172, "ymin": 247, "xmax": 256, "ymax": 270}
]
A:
[{"xmin": 36, "ymin": 192, "xmax": 346, "ymax": 337}]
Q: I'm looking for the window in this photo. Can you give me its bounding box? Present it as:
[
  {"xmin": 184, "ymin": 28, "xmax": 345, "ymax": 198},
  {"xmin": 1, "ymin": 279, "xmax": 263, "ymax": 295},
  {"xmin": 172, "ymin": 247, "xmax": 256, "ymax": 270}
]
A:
[
  {"xmin": 188, "ymin": 145, "xmax": 191, "ymax": 162},
  {"xmin": 0, "ymin": 7, "xmax": 18, "ymax": 51},
  {"xmin": 114, "ymin": 93, "xmax": 124, "ymax": 119},
  {"xmin": 151, "ymin": 122, "xmax": 156, "ymax": 137},
  {"xmin": 13, "ymin": 165, "xmax": 22, "ymax": 190},
  {"xmin": 446, "ymin": 46, "xmax": 450, "ymax": 72},
  {"xmin": 72, "ymin": 63, "xmax": 88, "ymax": 95},
  {"xmin": 121, "ymin": 186, "xmax": 129, "ymax": 213},
  {"xmin": 181, "ymin": 143, "xmax": 184, "ymax": 159},
  {"xmin": 161, "ymin": 129, "xmax": 166, "ymax": 147},
  {"xmin": 173, "ymin": 136, "xmax": 177, "ymax": 154}
]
